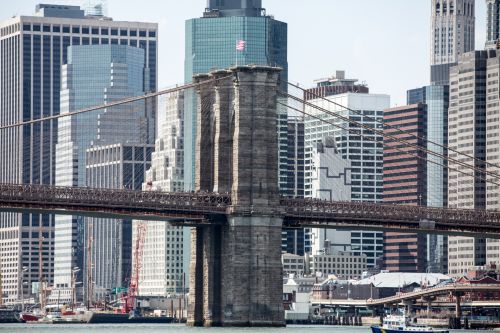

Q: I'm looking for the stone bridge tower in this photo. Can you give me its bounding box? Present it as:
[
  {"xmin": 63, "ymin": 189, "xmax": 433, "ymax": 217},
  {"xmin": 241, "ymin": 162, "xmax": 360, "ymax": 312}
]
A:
[{"xmin": 188, "ymin": 66, "xmax": 284, "ymax": 327}]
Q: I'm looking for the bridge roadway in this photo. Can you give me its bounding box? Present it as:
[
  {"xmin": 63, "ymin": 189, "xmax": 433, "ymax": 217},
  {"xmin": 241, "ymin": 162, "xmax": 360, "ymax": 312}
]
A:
[
  {"xmin": 311, "ymin": 284, "xmax": 500, "ymax": 307},
  {"xmin": 1, "ymin": 184, "xmax": 500, "ymax": 235}
]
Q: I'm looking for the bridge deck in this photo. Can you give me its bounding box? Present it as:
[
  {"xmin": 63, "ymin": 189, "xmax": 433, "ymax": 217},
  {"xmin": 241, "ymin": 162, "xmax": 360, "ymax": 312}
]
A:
[{"xmin": 1, "ymin": 184, "xmax": 500, "ymax": 234}]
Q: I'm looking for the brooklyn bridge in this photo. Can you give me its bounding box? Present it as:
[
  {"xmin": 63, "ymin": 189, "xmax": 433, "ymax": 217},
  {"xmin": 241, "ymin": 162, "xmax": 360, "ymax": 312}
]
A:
[{"xmin": 0, "ymin": 66, "xmax": 498, "ymax": 327}]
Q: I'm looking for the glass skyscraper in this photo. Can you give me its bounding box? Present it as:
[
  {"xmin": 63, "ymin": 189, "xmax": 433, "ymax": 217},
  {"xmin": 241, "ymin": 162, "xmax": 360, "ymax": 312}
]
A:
[
  {"xmin": 0, "ymin": 4, "xmax": 157, "ymax": 304},
  {"xmin": 406, "ymin": 85, "xmax": 449, "ymax": 273},
  {"xmin": 53, "ymin": 44, "xmax": 153, "ymax": 303},
  {"xmin": 184, "ymin": 0, "xmax": 288, "ymax": 190}
]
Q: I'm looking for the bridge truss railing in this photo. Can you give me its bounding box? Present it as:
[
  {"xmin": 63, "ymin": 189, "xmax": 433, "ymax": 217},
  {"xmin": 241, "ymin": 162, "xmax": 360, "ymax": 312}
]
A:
[
  {"xmin": 0, "ymin": 184, "xmax": 231, "ymax": 214},
  {"xmin": 281, "ymin": 198, "xmax": 500, "ymax": 228}
]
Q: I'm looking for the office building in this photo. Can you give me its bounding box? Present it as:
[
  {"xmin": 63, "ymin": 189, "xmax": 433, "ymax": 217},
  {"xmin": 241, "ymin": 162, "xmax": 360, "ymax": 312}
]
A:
[
  {"xmin": 138, "ymin": 92, "xmax": 189, "ymax": 297},
  {"xmin": 52, "ymin": 43, "xmax": 154, "ymax": 303},
  {"xmin": 487, "ymin": 0, "xmax": 500, "ymax": 49},
  {"xmin": 304, "ymin": 87, "xmax": 389, "ymax": 267},
  {"xmin": 308, "ymin": 251, "xmax": 367, "ymax": 280},
  {"xmin": 309, "ymin": 137, "xmax": 352, "ymax": 256},
  {"xmin": 431, "ymin": 0, "xmax": 475, "ymax": 84},
  {"xmin": 184, "ymin": 0, "xmax": 288, "ymax": 190},
  {"xmin": 0, "ymin": 4, "xmax": 156, "ymax": 303},
  {"xmin": 485, "ymin": 50, "xmax": 500, "ymax": 268},
  {"xmin": 407, "ymin": 85, "xmax": 450, "ymax": 274},
  {"xmin": 85, "ymin": 143, "xmax": 153, "ymax": 301},
  {"xmin": 281, "ymin": 116, "xmax": 306, "ymax": 255},
  {"xmin": 282, "ymin": 253, "xmax": 305, "ymax": 277},
  {"xmin": 383, "ymin": 103, "xmax": 428, "ymax": 273},
  {"xmin": 448, "ymin": 50, "xmax": 493, "ymax": 276}
]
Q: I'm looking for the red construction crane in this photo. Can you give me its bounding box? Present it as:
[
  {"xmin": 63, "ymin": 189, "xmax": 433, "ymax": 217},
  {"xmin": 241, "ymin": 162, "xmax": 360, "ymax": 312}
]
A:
[
  {"xmin": 123, "ymin": 180, "xmax": 152, "ymax": 314},
  {"xmin": 124, "ymin": 221, "xmax": 147, "ymax": 314}
]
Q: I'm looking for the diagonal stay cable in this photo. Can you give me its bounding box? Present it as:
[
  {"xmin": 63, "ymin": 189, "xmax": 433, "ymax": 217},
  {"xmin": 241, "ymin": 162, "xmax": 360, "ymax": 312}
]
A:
[
  {"xmin": 278, "ymin": 100, "xmax": 500, "ymax": 189},
  {"xmin": 282, "ymin": 91, "xmax": 500, "ymax": 183},
  {"xmin": 0, "ymin": 75, "xmax": 233, "ymax": 131},
  {"xmin": 288, "ymin": 81, "xmax": 500, "ymax": 171}
]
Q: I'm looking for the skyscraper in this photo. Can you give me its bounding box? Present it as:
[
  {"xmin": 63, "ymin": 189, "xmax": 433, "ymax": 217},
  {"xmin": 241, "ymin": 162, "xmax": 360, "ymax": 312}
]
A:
[
  {"xmin": 383, "ymin": 103, "xmax": 428, "ymax": 273},
  {"xmin": 137, "ymin": 91, "xmax": 189, "ymax": 297},
  {"xmin": 53, "ymin": 44, "xmax": 154, "ymax": 303},
  {"xmin": 281, "ymin": 116, "xmax": 306, "ymax": 255},
  {"xmin": 184, "ymin": 0, "xmax": 288, "ymax": 190},
  {"xmin": 431, "ymin": 0, "xmax": 475, "ymax": 84},
  {"xmin": 304, "ymin": 87, "xmax": 389, "ymax": 267},
  {"xmin": 309, "ymin": 138, "xmax": 352, "ymax": 256},
  {"xmin": 448, "ymin": 50, "xmax": 493, "ymax": 276},
  {"xmin": 0, "ymin": 4, "xmax": 157, "ymax": 303},
  {"xmin": 406, "ymin": 85, "xmax": 450, "ymax": 274}
]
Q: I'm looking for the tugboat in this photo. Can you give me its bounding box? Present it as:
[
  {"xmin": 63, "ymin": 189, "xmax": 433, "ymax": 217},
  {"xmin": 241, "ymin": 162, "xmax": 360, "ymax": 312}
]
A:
[{"xmin": 371, "ymin": 314, "xmax": 449, "ymax": 333}]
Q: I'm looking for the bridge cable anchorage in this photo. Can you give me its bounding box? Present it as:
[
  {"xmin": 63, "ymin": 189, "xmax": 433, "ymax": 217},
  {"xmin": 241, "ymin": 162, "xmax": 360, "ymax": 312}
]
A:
[
  {"xmin": 0, "ymin": 75, "xmax": 233, "ymax": 130},
  {"xmin": 289, "ymin": 81, "xmax": 500, "ymax": 171},
  {"xmin": 278, "ymin": 100, "xmax": 500, "ymax": 189},
  {"xmin": 280, "ymin": 90, "xmax": 500, "ymax": 186}
]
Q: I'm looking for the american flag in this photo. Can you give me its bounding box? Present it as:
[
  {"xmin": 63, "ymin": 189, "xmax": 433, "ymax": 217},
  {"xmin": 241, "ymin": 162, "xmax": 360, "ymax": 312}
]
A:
[{"xmin": 236, "ymin": 40, "xmax": 246, "ymax": 51}]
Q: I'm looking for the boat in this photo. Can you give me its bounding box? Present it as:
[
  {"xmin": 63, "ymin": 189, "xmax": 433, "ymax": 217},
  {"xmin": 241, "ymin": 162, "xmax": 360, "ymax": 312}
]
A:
[
  {"xmin": 20, "ymin": 312, "xmax": 42, "ymax": 322},
  {"xmin": 0, "ymin": 308, "xmax": 21, "ymax": 323},
  {"xmin": 88, "ymin": 311, "xmax": 174, "ymax": 324},
  {"xmin": 371, "ymin": 314, "xmax": 449, "ymax": 333}
]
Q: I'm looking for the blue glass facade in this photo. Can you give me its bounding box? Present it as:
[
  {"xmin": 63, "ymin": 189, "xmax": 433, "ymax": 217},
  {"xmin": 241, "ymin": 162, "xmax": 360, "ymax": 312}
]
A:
[
  {"xmin": 405, "ymin": 84, "xmax": 449, "ymax": 273},
  {"xmin": 0, "ymin": 5, "xmax": 157, "ymax": 302},
  {"xmin": 184, "ymin": 14, "xmax": 288, "ymax": 189}
]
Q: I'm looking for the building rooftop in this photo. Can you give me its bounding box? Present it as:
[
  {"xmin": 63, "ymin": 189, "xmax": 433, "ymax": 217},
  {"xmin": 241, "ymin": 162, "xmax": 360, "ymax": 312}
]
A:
[
  {"xmin": 204, "ymin": 0, "xmax": 265, "ymax": 17},
  {"xmin": 351, "ymin": 272, "xmax": 450, "ymax": 289},
  {"xmin": 35, "ymin": 4, "xmax": 85, "ymax": 19}
]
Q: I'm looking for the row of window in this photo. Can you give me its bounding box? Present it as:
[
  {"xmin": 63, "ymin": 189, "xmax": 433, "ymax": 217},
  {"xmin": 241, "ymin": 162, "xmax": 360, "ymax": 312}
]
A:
[{"xmin": 22, "ymin": 24, "xmax": 156, "ymax": 38}]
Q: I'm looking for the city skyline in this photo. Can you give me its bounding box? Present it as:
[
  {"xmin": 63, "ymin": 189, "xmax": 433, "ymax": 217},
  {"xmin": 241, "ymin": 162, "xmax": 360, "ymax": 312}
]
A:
[
  {"xmin": 1, "ymin": 0, "xmax": 490, "ymax": 106},
  {"xmin": 3, "ymin": 0, "xmax": 500, "ymax": 327}
]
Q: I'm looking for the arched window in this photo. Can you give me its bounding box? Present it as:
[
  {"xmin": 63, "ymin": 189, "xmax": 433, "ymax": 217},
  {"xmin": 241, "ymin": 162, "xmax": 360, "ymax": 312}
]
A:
[
  {"xmin": 443, "ymin": 1, "xmax": 447, "ymax": 14},
  {"xmin": 436, "ymin": 1, "xmax": 441, "ymax": 14}
]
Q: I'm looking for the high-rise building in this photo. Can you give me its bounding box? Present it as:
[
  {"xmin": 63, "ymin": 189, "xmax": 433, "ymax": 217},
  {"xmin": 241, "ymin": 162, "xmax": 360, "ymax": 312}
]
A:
[
  {"xmin": 486, "ymin": 0, "xmax": 500, "ymax": 49},
  {"xmin": 137, "ymin": 92, "xmax": 189, "ymax": 297},
  {"xmin": 0, "ymin": 4, "xmax": 156, "ymax": 303},
  {"xmin": 309, "ymin": 138, "xmax": 352, "ymax": 256},
  {"xmin": 485, "ymin": 50, "xmax": 500, "ymax": 268},
  {"xmin": 448, "ymin": 50, "xmax": 494, "ymax": 277},
  {"xmin": 52, "ymin": 44, "xmax": 154, "ymax": 303},
  {"xmin": 383, "ymin": 103, "xmax": 428, "ymax": 273},
  {"xmin": 304, "ymin": 88, "xmax": 389, "ymax": 267},
  {"xmin": 281, "ymin": 116, "xmax": 306, "ymax": 255},
  {"xmin": 406, "ymin": 85, "xmax": 450, "ymax": 274},
  {"xmin": 184, "ymin": 0, "xmax": 288, "ymax": 190},
  {"xmin": 431, "ymin": 0, "xmax": 475, "ymax": 84},
  {"xmin": 85, "ymin": 143, "xmax": 153, "ymax": 302}
]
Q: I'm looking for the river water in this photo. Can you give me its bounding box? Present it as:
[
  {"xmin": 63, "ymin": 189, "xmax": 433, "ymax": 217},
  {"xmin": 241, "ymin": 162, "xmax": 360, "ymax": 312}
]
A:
[{"xmin": 0, "ymin": 324, "xmax": 487, "ymax": 333}]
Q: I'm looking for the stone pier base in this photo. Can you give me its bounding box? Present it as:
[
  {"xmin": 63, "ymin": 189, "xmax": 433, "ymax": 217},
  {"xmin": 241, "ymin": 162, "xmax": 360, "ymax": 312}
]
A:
[{"xmin": 187, "ymin": 215, "xmax": 285, "ymax": 327}]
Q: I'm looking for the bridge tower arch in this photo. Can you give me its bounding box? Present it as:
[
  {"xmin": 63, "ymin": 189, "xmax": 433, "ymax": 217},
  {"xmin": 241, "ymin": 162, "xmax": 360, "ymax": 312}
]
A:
[{"xmin": 188, "ymin": 66, "xmax": 285, "ymax": 327}]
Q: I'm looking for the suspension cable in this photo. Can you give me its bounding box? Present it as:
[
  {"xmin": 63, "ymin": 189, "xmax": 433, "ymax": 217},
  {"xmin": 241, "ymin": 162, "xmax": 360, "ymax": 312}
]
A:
[
  {"xmin": 0, "ymin": 75, "xmax": 233, "ymax": 130},
  {"xmin": 282, "ymin": 91, "xmax": 500, "ymax": 183},
  {"xmin": 288, "ymin": 81, "xmax": 500, "ymax": 171},
  {"xmin": 278, "ymin": 100, "xmax": 500, "ymax": 189}
]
